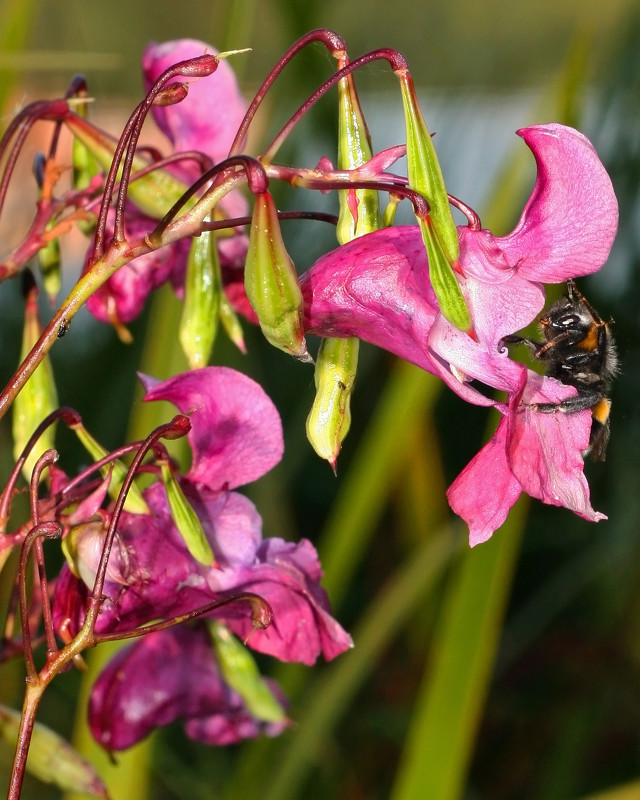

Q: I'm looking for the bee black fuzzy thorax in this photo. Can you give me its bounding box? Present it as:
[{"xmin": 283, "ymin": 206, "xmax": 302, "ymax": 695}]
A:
[{"xmin": 502, "ymin": 280, "xmax": 618, "ymax": 461}]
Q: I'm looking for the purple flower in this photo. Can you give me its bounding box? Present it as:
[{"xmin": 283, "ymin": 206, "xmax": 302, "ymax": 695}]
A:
[
  {"xmin": 89, "ymin": 626, "xmax": 289, "ymax": 751},
  {"xmin": 300, "ymin": 124, "xmax": 618, "ymax": 544},
  {"xmin": 52, "ymin": 367, "xmax": 351, "ymax": 748}
]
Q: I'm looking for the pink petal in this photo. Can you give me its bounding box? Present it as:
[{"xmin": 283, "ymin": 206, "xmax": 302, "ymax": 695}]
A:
[
  {"xmin": 499, "ymin": 124, "xmax": 618, "ymax": 282},
  {"xmin": 507, "ymin": 372, "xmax": 606, "ymax": 522},
  {"xmin": 209, "ymin": 538, "xmax": 354, "ymax": 665},
  {"xmin": 140, "ymin": 367, "xmax": 283, "ymax": 491},
  {"xmin": 447, "ymin": 417, "xmax": 523, "ymax": 547},
  {"xmin": 301, "ymin": 226, "xmax": 439, "ymax": 374}
]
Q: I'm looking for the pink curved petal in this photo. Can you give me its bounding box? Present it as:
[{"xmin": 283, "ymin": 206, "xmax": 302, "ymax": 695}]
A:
[
  {"xmin": 208, "ymin": 538, "xmax": 353, "ymax": 665},
  {"xmin": 89, "ymin": 626, "xmax": 287, "ymax": 750},
  {"xmin": 507, "ymin": 372, "xmax": 606, "ymax": 522},
  {"xmin": 447, "ymin": 417, "xmax": 523, "ymax": 547},
  {"xmin": 500, "ymin": 124, "xmax": 618, "ymax": 282},
  {"xmin": 140, "ymin": 367, "xmax": 283, "ymax": 491}
]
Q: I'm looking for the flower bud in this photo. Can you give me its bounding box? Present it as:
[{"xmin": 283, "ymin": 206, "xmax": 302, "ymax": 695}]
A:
[
  {"xmin": 62, "ymin": 519, "xmax": 130, "ymax": 589},
  {"xmin": 160, "ymin": 461, "xmax": 215, "ymax": 566},
  {"xmin": 306, "ymin": 336, "xmax": 359, "ymax": 469},
  {"xmin": 244, "ymin": 191, "xmax": 311, "ymax": 361},
  {"xmin": 209, "ymin": 621, "xmax": 287, "ymax": 724},
  {"xmin": 70, "ymin": 95, "xmax": 101, "ymax": 195},
  {"xmin": 336, "ymin": 71, "xmax": 381, "ymax": 243},
  {"xmin": 72, "ymin": 423, "xmax": 148, "ymax": 514},
  {"xmin": 179, "ymin": 226, "xmax": 220, "ymax": 368},
  {"xmin": 12, "ymin": 274, "xmax": 58, "ymax": 482},
  {"xmin": 152, "ymin": 82, "xmax": 189, "ymax": 107},
  {"xmin": 38, "ymin": 226, "xmax": 62, "ymax": 301}
]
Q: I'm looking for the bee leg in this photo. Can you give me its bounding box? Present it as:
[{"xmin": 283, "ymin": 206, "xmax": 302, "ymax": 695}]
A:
[{"xmin": 529, "ymin": 389, "xmax": 602, "ymax": 415}]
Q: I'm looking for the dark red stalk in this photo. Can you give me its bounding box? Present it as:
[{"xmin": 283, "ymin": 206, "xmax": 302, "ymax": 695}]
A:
[{"xmin": 228, "ymin": 28, "xmax": 347, "ymax": 156}]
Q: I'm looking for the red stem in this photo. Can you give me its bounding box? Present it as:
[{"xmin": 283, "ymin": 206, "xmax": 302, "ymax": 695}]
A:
[
  {"xmin": 262, "ymin": 48, "xmax": 407, "ymax": 164},
  {"xmin": 228, "ymin": 28, "xmax": 347, "ymax": 156}
]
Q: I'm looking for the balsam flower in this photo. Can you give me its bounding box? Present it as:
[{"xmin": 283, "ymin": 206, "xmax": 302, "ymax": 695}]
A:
[
  {"xmin": 52, "ymin": 367, "xmax": 351, "ymax": 748},
  {"xmin": 299, "ymin": 123, "xmax": 618, "ymax": 545},
  {"xmin": 88, "ymin": 625, "xmax": 288, "ymax": 751},
  {"xmin": 86, "ymin": 39, "xmax": 253, "ymax": 328}
]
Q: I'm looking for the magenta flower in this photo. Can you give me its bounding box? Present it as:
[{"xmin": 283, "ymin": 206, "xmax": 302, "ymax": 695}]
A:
[
  {"xmin": 87, "ymin": 39, "xmax": 251, "ymax": 327},
  {"xmin": 300, "ymin": 124, "xmax": 618, "ymax": 545},
  {"xmin": 142, "ymin": 38, "xmax": 248, "ymax": 177},
  {"xmin": 88, "ymin": 626, "xmax": 289, "ymax": 751},
  {"xmin": 52, "ymin": 367, "xmax": 351, "ymax": 749}
]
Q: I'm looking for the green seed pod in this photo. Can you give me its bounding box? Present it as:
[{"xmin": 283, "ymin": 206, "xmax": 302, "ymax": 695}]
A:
[
  {"xmin": 160, "ymin": 461, "xmax": 215, "ymax": 565},
  {"xmin": 244, "ymin": 191, "xmax": 311, "ymax": 361},
  {"xmin": 336, "ymin": 71, "xmax": 380, "ymax": 243},
  {"xmin": 12, "ymin": 276, "xmax": 58, "ymax": 482},
  {"xmin": 179, "ymin": 226, "xmax": 220, "ymax": 368},
  {"xmin": 398, "ymin": 71, "xmax": 460, "ymax": 266},
  {"xmin": 306, "ymin": 336, "xmax": 359, "ymax": 469},
  {"xmin": 209, "ymin": 621, "xmax": 287, "ymax": 724},
  {"xmin": 0, "ymin": 704, "xmax": 108, "ymax": 797},
  {"xmin": 419, "ymin": 217, "xmax": 471, "ymax": 332}
]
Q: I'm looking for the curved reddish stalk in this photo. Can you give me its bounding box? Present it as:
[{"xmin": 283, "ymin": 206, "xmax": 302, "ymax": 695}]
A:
[
  {"xmin": 0, "ymin": 407, "xmax": 80, "ymax": 531},
  {"xmin": 262, "ymin": 48, "xmax": 408, "ymax": 163},
  {"xmin": 228, "ymin": 28, "xmax": 347, "ymax": 156},
  {"xmin": 87, "ymin": 415, "xmax": 190, "ymax": 614},
  {"xmin": 17, "ymin": 520, "xmax": 61, "ymax": 680},
  {"xmin": 148, "ymin": 154, "xmax": 267, "ymax": 243},
  {"xmin": 94, "ymin": 592, "xmax": 273, "ymax": 644},
  {"xmin": 0, "ymin": 100, "xmax": 68, "ymax": 221}
]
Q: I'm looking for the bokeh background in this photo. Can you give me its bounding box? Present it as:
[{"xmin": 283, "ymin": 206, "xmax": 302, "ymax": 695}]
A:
[{"xmin": 0, "ymin": 1, "xmax": 639, "ymax": 798}]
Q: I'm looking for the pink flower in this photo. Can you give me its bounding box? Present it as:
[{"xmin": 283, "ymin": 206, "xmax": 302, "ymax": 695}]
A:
[
  {"xmin": 51, "ymin": 367, "xmax": 351, "ymax": 750},
  {"xmin": 88, "ymin": 626, "xmax": 289, "ymax": 751},
  {"xmin": 87, "ymin": 39, "xmax": 251, "ymax": 327},
  {"xmin": 300, "ymin": 124, "xmax": 618, "ymax": 544},
  {"xmin": 53, "ymin": 366, "xmax": 351, "ymax": 666}
]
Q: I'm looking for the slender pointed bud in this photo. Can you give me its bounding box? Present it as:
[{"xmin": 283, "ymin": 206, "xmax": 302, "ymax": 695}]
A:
[
  {"xmin": 382, "ymin": 194, "xmax": 401, "ymax": 227},
  {"xmin": 0, "ymin": 704, "xmax": 108, "ymax": 797},
  {"xmin": 306, "ymin": 336, "xmax": 359, "ymax": 469},
  {"xmin": 160, "ymin": 461, "xmax": 215, "ymax": 566},
  {"xmin": 219, "ymin": 287, "xmax": 247, "ymax": 353},
  {"xmin": 71, "ymin": 424, "xmax": 148, "ymax": 514},
  {"xmin": 70, "ymin": 95, "xmax": 101, "ymax": 195},
  {"xmin": 244, "ymin": 191, "xmax": 311, "ymax": 361},
  {"xmin": 397, "ymin": 70, "xmax": 459, "ymax": 264},
  {"xmin": 336, "ymin": 71, "xmax": 381, "ymax": 243},
  {"xmin": 420, "ymin": 215, "xmax": 471, "ymax": 332},
  {"xmin": 179, "ymin": 226, "xmax": 220, "ymax": 368},
  {"xmin": 13, "ymin": 273, "xmax": 58, "ymax": 482},
  {"xmin": 209, "ymin": 621, "xmax": 287, "ymax": 724},
  {"xmin": 38, "ymin": 224, "xmax": 62, "ymax": 301},
  {"xmin": 64, "ymin": 114, "xmax": 191, "ymax": 219}
]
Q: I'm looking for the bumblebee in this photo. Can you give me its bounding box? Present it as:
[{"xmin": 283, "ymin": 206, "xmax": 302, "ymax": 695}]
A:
[{"xmin": 502, "ymin": 279, "xmax": 617, "ymax": 461}]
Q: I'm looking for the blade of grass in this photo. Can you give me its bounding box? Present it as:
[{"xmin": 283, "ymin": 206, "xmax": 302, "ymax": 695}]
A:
[
  {"xmin": 390, "ymin": 496, "xmax": 528, "ymax": 800},
  {"xmin": 260, "ymin": 525, "xmax": 461, "ymax": 800}
]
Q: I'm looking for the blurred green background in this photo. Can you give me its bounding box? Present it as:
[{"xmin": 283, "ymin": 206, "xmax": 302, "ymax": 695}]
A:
[{"xmin": 1, "ymin": 1, "xmax": 640, "ymax": 799}]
